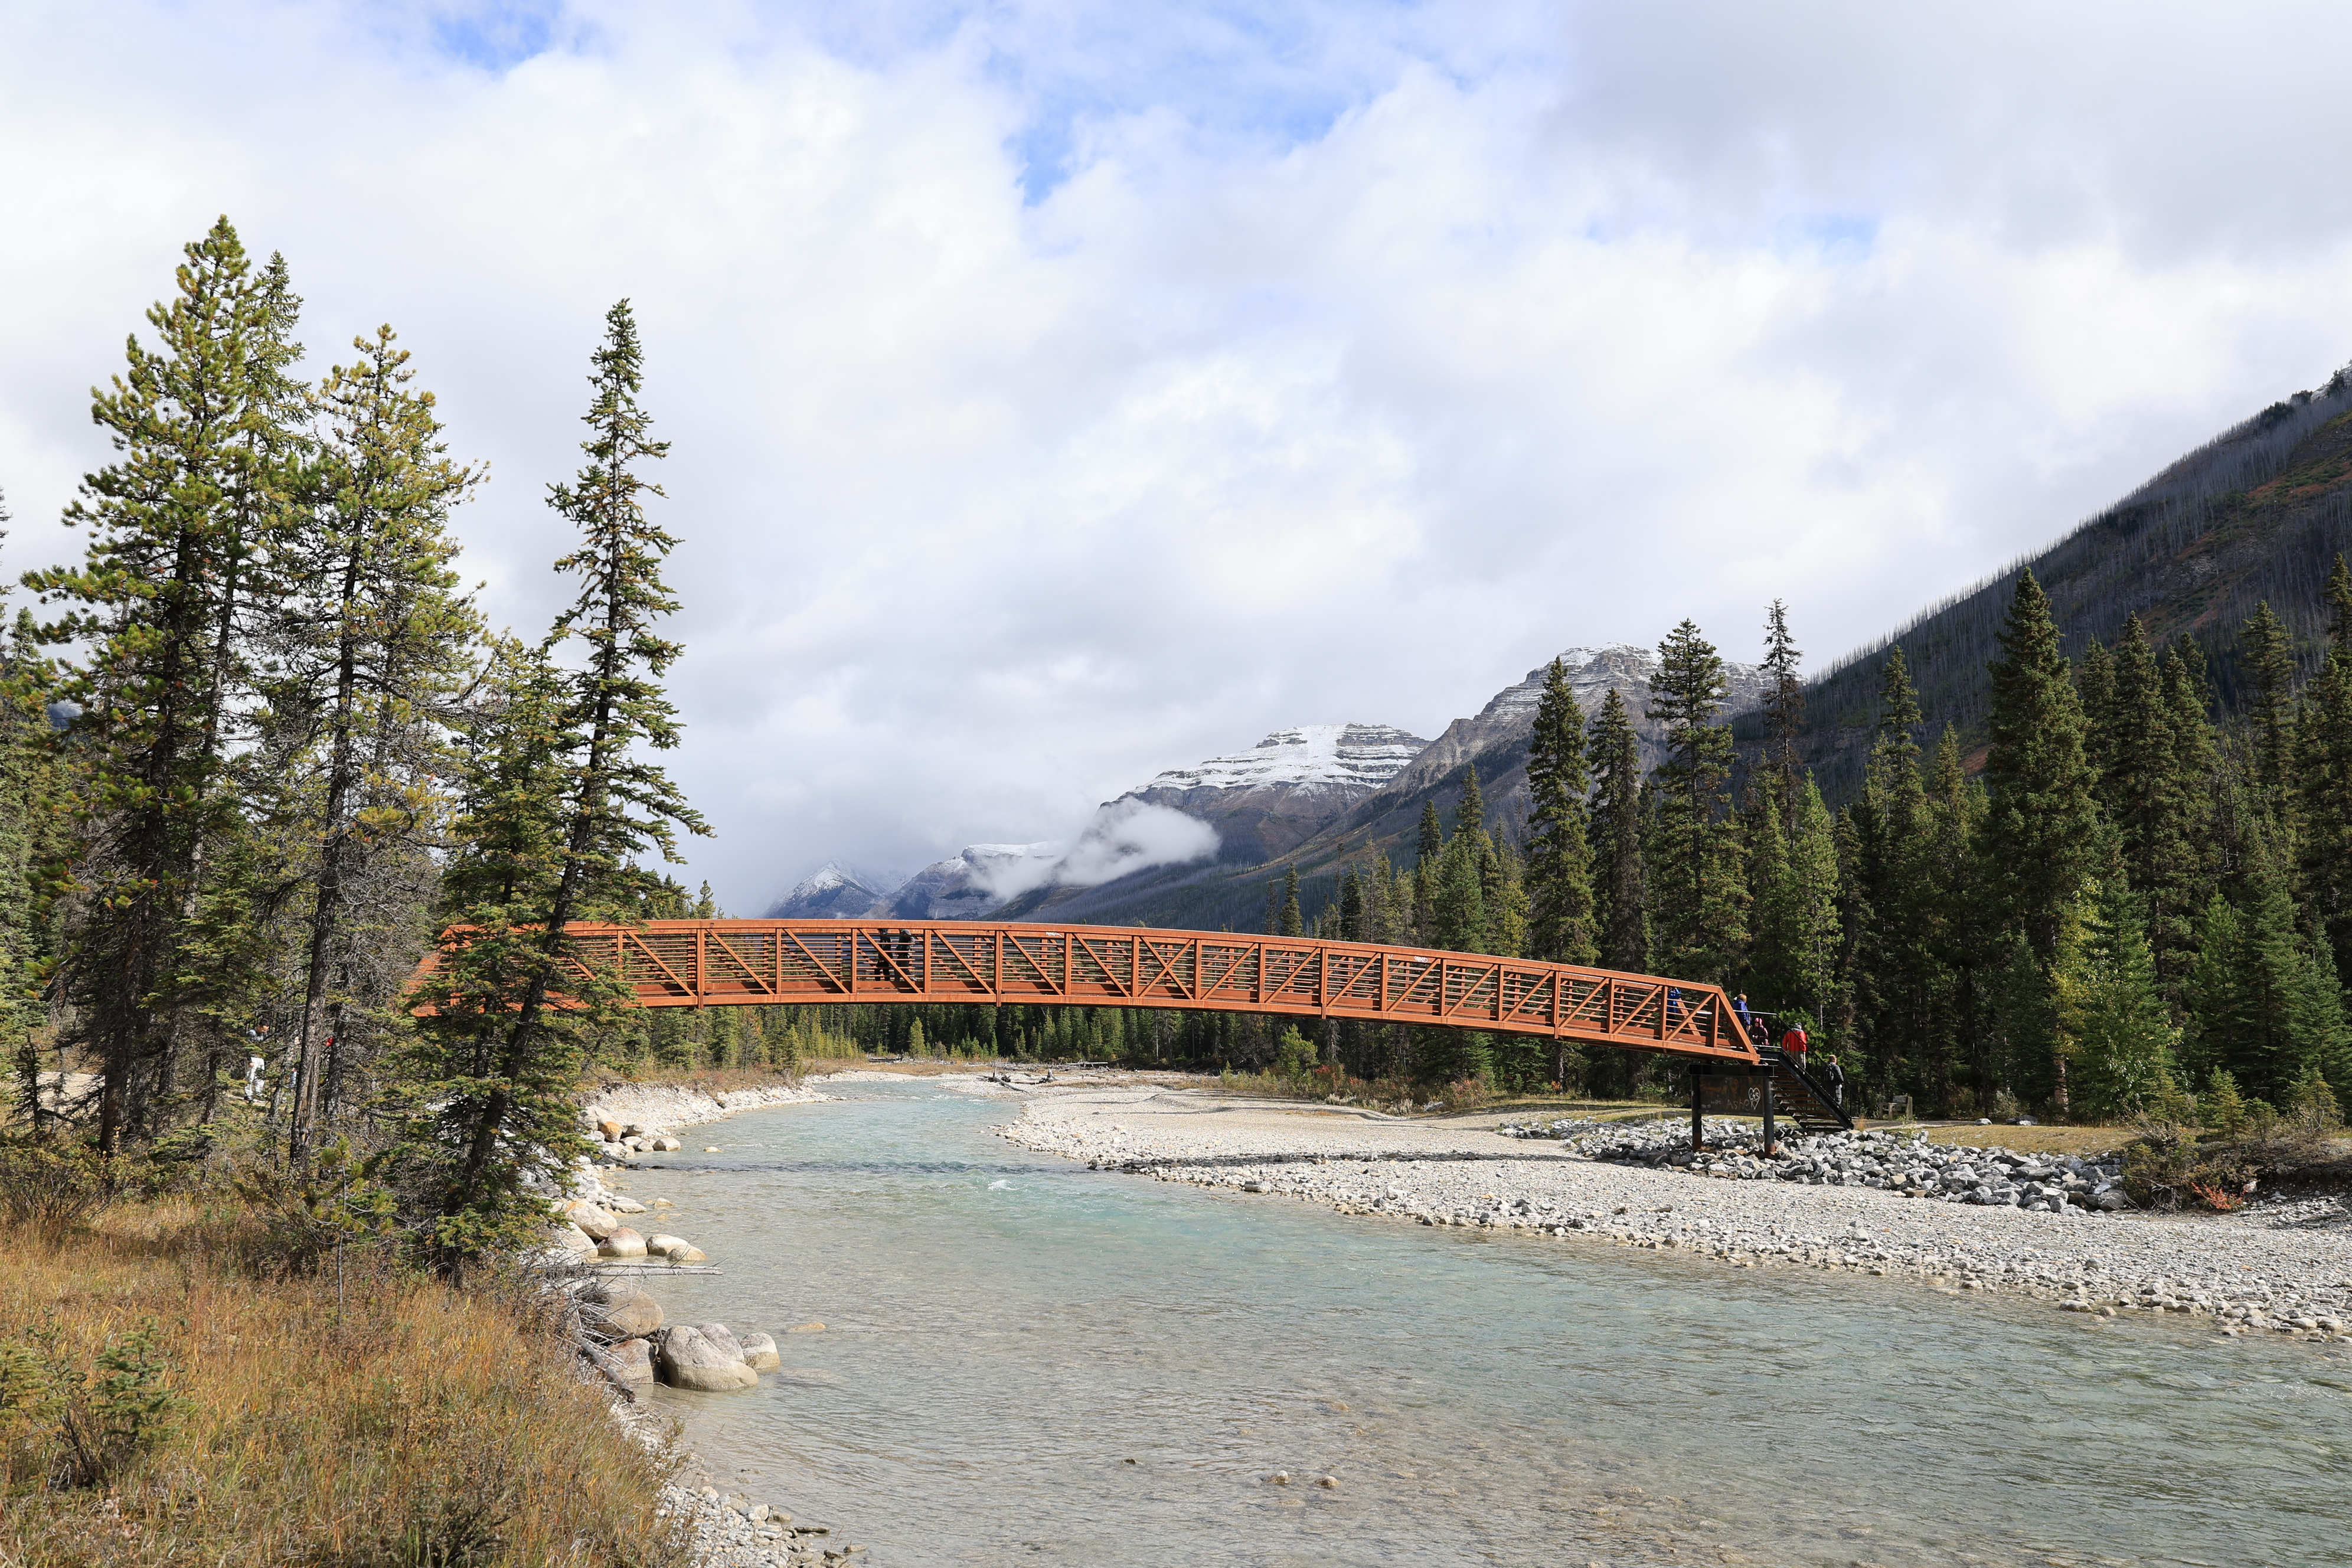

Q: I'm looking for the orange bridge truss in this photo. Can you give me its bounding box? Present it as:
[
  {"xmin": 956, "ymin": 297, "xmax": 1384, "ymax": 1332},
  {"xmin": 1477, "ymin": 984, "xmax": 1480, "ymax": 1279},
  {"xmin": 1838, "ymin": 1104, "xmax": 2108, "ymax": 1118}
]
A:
[{"xmin": 534, "ymin": 920, "xmax": 1762, "ymax": 1065}]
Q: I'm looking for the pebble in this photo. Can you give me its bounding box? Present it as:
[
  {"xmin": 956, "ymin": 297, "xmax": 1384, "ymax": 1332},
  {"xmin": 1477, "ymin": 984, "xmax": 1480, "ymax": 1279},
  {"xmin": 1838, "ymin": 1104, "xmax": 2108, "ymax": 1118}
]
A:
[{"xmin": 999, "ymin": 1088, "xmax": 2352, "ymax": 1344}]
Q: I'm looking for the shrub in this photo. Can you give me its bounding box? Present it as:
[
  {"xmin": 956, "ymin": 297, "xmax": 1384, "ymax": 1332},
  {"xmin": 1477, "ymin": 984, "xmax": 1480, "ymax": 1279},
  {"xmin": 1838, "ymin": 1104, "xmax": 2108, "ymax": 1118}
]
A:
[{"xmin": 0, "ymin": 1142, "xmax": 132, "ymax": 1240}]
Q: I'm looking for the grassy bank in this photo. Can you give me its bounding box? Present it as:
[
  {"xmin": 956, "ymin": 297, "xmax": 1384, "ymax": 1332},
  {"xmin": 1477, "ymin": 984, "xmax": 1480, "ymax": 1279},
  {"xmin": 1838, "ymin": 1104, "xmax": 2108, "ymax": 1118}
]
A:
[{"xmin": 0, "ymin": 1200, "xmax": 683, "ymax": 1567}]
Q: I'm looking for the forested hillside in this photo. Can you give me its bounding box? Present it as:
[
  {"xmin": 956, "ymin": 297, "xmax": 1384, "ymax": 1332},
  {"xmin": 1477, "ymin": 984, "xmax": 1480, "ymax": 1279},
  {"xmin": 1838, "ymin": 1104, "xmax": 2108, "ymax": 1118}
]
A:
[{"xmin": 1780, "ymin": 370, "xmax": 2352, "ymax": 801}]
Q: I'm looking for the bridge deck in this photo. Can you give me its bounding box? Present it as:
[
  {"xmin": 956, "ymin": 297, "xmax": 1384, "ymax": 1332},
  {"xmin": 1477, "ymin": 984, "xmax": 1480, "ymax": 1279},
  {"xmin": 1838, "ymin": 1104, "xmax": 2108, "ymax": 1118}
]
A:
[{"xmin": 538, "ymin": 919, "xmax": 1760, "ymax": 1064}]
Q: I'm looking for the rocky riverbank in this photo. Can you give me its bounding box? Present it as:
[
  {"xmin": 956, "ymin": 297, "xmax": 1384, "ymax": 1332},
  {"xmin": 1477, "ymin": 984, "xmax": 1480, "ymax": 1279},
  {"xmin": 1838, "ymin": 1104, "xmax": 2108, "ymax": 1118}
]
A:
[
  {"xmin": 584, "ymin": 1079, "xmax": 833, "ymax": 1141},
  {"xmin": 566, "ymin": 1185, "xmax": 865, "ymax": 1567},
  {"xmin": 999, "ymin": 1087, "xmax": 2352, "ymax": 1344}
]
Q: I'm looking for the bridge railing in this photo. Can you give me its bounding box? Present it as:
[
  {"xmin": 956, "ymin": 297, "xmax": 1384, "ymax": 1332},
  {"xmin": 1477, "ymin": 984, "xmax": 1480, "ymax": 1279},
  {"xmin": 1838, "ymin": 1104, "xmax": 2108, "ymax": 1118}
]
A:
[{"xmin": 525, "ymin": 919, "xmax": 1760, "ymax": 1064}]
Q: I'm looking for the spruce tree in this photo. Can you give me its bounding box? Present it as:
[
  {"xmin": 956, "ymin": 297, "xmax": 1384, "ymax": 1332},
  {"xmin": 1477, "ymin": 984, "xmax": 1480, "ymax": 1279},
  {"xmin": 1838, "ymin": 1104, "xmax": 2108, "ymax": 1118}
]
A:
[
  {"xmin": 1430, "ymin": 829, "xmax": 1488, "ymax": 955},
  {"xmin": 2295, "ymin": 556, "xmax": 2352, "ymax": 988},
  {"xmin": 1923, "ymin": 724, "xmax": 1990, "ymax": 1114},
  {"xmin": 1759, "ymin": 600, "xmax": 1805, "ymax": 833},
  {"xmin": 1412, "ymin": 798, "xmax": 1443, "ymax": 941},
  {"xmin": 23, "ymin": 218, "xmax": 308, "ymax": 1151},
  {"xmin": 2240, "ymin": 599, "xmax": 2298, "ymax": 815},
  {"xmin": 1524, "ymin": 656, "xmax": 1596, "ymax": 963},
  {"xmin": 1645, "ymin": 619, "xmax": 1744, "ymax": 982},
  {"xmin": 1453, "ymin": 763, "xmax": 1485, "ymax": 842},
  {"xmin": 1481, "ymin": 829, "xmax": 1527, "ymax": 957},
  {"xmin": 2052, "ymin": 877, "xmax": 2178, "ymax": 1121},
  {"xmin": 1589, "ymin": 687, "xmax": 1647, "ymax": 971},
  {"xmin": 2089, "ymin": 616, "xmax": 2209, "ymax": 988},
  {"xmin": 429, "ymin": 301, "xmax": 708, "ymax": 1237},
  {"xmin": 275, "ymin": 326, "xmax": 482, "ymax": 1159},
  {"xmin": 2183, "ymin": 851, "xmax": 2351, "ymax": 1107},
  {"xmin": 1278, "ymin": 864, "xmax": 1304, "ymax": 937},
  {"xmin": 1748, "ymin": 777, "xmax": 1841, "ymax": 1030},
  {"xmin": 398, "ymin": 641, "xmax": 623, "ymax": 1262},
  {"xmin": 1850, "ymin": 648, "xmax": 1932, "ymax": 1103},
  {"xmin": 1982, "ymin": 569, "xmax": 2101, "ymax": 965}
]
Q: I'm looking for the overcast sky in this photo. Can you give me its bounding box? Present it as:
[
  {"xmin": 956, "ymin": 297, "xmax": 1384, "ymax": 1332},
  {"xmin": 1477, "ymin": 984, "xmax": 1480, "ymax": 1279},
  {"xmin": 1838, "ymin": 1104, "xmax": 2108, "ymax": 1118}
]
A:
[{"xmin": 6, "ymin": 1, "xmax": 2352, "ymax": 909}]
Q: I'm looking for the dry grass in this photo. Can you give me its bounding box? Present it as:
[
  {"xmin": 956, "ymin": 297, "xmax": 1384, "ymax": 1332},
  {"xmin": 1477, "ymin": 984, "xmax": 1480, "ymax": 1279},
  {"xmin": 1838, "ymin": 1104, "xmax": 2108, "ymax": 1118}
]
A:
[
  {"xmin": 0, "ymin": 1201, "xmax": 685, "ymax": 1567},
  {"xmin": 1913, "ymin": 1123, "xmax": 2131, "ymax": 1156}
]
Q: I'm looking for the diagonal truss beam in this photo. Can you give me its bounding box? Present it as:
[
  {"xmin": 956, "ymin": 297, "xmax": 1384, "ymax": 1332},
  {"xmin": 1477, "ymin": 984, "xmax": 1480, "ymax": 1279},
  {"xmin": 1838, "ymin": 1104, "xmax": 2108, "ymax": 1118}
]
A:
[{"xmin": 473, "ymin": 919, "xmax": 1762, "ymax": 1065}]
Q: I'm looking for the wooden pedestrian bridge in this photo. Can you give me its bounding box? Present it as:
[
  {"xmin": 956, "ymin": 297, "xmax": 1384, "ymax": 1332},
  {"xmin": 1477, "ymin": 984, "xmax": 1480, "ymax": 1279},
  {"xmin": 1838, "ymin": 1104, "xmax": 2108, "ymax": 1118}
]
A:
[{"xmin": 535, "ymin": 918, "xmax": 1773, "ymax": 1067}]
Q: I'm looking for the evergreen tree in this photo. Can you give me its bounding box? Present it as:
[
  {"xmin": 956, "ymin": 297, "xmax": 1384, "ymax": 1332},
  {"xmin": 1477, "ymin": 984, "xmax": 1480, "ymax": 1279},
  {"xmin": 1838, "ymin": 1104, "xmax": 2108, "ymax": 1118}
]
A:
[
  {"xmin": 2091, "ymin": 616, "xmax": 2211, "ymax": 987},
  {"xmin": 1645, "ymin": 619, "xmax": 1744, "ymax": 982},
  {"xmin": 1484, "ymin": 829, "xmax": 1528, "ymax": 958},
  {"xmin": 2240, "ymin": 600, "xmax": 2298, "ymax": 815},
  {"xmin": 1848, "ymin": 648, "xmax": 1933, "ymax": 1103},
  {"xmin": 23, "ymin": 218, "xmax": 308, "ymax": 1151},
  {"xmin": 1524, "ymin": 656, "xmax": 1596, "ymax": 964},
  {"xmin": 1338, "ymin": 866, "xmax": 1366, "ymax": 943},
  {"xmin": 1759, "ymin": 599, "xmax": 1805, "ymax": 833},
  {"xmin": 1589, "ymin": 687, "xmax": 1647, "ymax": 971},
  {"xmin": 2183, "ymin": 860, "xmax": 2351, "ymax": 1106},
  {"xmin": 1412, "ymin": 798, "xmax": 1443, "ymax": 941},
  {"xmin": 2295, "ymin": 556, "xmax": 2352, "ymax": 987},
  {"xmin": 1278, "ymin": 864, "xmax": 1304, "ymax": 938},
  {"xmin": 273, "ymin": 326, "xmax": 482, "ymax": 1159},
  {"xmin": 0, "ymin": 605, "xmax": 69, "ymax": 1130},
  {"xmin": 1453, "ymin": 763, "xmax": 1485, "ymax": 842},
  {"xmin": 1922, "ymin": 725, "xmax": 1990, "ymax": 1114},
  {"xmin": 397, "ymin": 642, "xmax": 622, "ymax": 1262},
  {"xmin": 1983, "ymin": 569, "xmax": 2102, "ymax": 965},
  {"xmin": 1429, "ymin": 828, "xmax": 1488, "ymax": 954},
  {"xmin": 421, "ymin": 302, "xmax": 707, "ymax": 1246},
  {"xmin": 2052, "ymin": 878, "xmax": 2178, "ymax": 1121},
  {"xmin": 1747, "ymin": 777, "xmax": 1841, "ymax": 1030}
]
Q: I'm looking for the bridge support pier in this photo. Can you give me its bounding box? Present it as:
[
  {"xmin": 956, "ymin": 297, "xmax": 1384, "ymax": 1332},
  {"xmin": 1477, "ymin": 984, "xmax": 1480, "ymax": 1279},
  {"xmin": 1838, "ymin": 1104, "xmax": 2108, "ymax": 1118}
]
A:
[
  {"xmin": 1758, "ymin": 1063, "xmax": 1776, "ymax": 1155},
  {"xmin": 1690, "ymin": 1066, "xmax": 1704, "ymax": 1152}
]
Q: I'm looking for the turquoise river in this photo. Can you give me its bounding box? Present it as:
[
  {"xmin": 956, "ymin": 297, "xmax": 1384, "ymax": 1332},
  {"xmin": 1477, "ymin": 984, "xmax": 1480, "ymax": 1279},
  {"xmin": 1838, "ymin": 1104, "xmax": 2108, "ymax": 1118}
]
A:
[{"xmin": 628, "ymin": 1081, "xmax": 2351, "ymax": 1567}]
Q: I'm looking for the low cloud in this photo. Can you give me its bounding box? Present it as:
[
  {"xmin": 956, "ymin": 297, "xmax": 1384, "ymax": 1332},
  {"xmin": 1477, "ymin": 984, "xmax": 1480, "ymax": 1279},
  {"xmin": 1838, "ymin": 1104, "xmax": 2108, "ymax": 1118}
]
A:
[
  {"xmin": 1054, "ymin": 799, "xmax": 1222, "ymax": 890},
  {"xmin": 965, "ymin": 799, "xmax": 1220, "ymax": 901}
]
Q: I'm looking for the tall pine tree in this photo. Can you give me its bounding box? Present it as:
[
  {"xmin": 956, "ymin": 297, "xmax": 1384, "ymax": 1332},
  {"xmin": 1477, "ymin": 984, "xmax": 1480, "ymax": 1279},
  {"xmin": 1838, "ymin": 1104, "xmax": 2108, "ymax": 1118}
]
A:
[
  {"xmin": 1589, "ymin": 687, "xmax": 1647, "ymax": 971},
  {"xmin": 1645, "ymin": 620, "xmax": 1744, "ymax": 982},
  {"xmin": 1524, "ymin": 656, "xmax": 1596, "ymax": 963},
  {"xmin": 1982, "ymin": 569, "xmax": 2101, "ymax": 965},
  {"xmin": 2295, "ymin": 556, "xmax": 2352, "ymax": 989}
]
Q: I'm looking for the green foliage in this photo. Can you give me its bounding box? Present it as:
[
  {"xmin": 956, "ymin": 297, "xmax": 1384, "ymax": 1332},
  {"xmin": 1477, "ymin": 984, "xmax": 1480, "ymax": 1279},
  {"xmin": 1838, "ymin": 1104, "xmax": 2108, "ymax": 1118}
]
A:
[
  {"xmin": 2052, "ymin": 880, "xmax": 2179, "ymax": 1121},
  {"xmin": 1524, "ymin": 656, "xmax": 1595, "ymax": 964},
  {"xmin": 1746, "ymin": 778, "xmax": 1840, "ymax": 1024},
  {"xmin": 1984, "ymin": 569, "xmax": 2102, "ymax": 965},
  {"xmin": 1589, "ymin": 686, "xmax": 1647, "ymax": 971},
  {"xmin": 22, "ymin": 218, "xmax": 309, "ymax": 1152},
  {"xmin": 1272, "ymin": 1027, "xmax": 1318, "ymax": 1078},
  {"xmin": 1, "ymin": 1317, "xmax": 184, "ymax": 1489},
  {"xmin": 2295, "ymin": 556, "xmax": 2352, "ymax": 986},
  {"xmin": 1644, "ymin": 619, "xmax": 1743, "ymax": 982}
]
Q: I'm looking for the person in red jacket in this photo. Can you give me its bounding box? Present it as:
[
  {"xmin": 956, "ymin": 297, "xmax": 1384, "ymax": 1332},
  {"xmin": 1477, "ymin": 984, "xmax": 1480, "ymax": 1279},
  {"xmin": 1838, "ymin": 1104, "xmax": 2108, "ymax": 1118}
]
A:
[{"xmin": 1780, "ymin": 1021, "xmax": 1810, "ymax": 1074}]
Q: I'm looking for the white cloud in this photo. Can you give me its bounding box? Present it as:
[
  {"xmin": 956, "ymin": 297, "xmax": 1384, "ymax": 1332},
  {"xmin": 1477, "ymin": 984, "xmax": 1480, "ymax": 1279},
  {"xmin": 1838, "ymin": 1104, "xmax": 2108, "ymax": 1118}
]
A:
[{"xmin": 5, "ymin": 1, "xmax": 2352, "ymax": 911}]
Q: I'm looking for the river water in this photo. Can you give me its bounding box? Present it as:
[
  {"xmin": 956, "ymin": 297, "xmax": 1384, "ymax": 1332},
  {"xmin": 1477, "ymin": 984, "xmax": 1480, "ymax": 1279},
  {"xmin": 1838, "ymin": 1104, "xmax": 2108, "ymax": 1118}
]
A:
[{"xmin": 630, "ymin": 1081, "xmax": 2351, "ymax": 1566}]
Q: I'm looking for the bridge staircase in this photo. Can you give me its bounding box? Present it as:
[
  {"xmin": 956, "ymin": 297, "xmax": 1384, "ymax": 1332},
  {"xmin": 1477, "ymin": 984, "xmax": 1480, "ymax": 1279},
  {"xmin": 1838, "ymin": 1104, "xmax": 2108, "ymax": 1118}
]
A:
[{"xmin": 1763, "ymin": 1050, "xmax": 1853, "ymax": 1136}]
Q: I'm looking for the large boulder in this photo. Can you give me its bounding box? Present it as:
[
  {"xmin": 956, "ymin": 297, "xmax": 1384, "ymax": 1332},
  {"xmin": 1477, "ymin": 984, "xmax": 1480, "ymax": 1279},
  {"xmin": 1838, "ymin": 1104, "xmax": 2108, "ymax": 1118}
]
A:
[
  {"xmin": 598, "ymin": 1227, "xmax": 648, "ymax": 1259},
  {"xmin": 564, "ymin": 1200, "xmax": 620, "ymax": 1240},
  {"xmin": 652, "ymin": 1325, "xmax": 758, "ymax": 1391},
  {"xmin": 598, "ymin": 1118, "xmax": 625, "ymax": 1142},
  {"xmin": 740, "ymin": 1332, "xmax": 782, "ymax": 1372},
  {"xmin": 609, "ymin": 1336, "xmax": 655, "ymax": 1384},
  {"xmin": 551, "ymin": 1221, "xmax": 598, "ymax": 1255},
  {"xmin": 604, "ymin": 1194, "xmax": 649, "ymax": 1214},
  {"xmin": 584, "ymin": 1285, "xmax": 664, "ymax": 1340}
]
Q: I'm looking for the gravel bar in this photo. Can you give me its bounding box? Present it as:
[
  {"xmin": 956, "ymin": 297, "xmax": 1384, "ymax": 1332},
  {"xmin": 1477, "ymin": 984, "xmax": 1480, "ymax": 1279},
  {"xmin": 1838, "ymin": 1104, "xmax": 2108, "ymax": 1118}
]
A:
[{"xmin": 998, "ymin": 1086, "xmax": 2352, "ymax": 1342}]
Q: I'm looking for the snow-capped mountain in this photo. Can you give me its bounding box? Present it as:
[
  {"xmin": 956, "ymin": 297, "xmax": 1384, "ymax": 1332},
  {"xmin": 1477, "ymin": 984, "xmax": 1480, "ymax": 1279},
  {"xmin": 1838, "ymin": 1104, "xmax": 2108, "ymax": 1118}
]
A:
[
  {"xmin": 873, "ymin": 842, "xmax": 1066, "ymax": 920},
  {"xmin": 1114, "ymin": 721, "xmax": 1432, "ymax": 864},
  {"xmin": 763, "ymin": 861, "xmax": 897, "ymax": 919}
]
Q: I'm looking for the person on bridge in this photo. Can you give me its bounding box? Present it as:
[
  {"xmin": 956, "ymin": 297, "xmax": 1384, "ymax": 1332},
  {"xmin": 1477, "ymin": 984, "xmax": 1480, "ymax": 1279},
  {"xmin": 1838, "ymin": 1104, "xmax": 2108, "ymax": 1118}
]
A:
[
  {"xmin": 1779, "ymin": 1020, "xmax": 1810, "ymax": 1074},
  {"xmin": 1822, "ymin": 1054, "xmax": 1846, "ymax": 1110},
  {"xmin": 1732, "ymin": 992, "xmax": 1755, "ymax": 1040}
]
